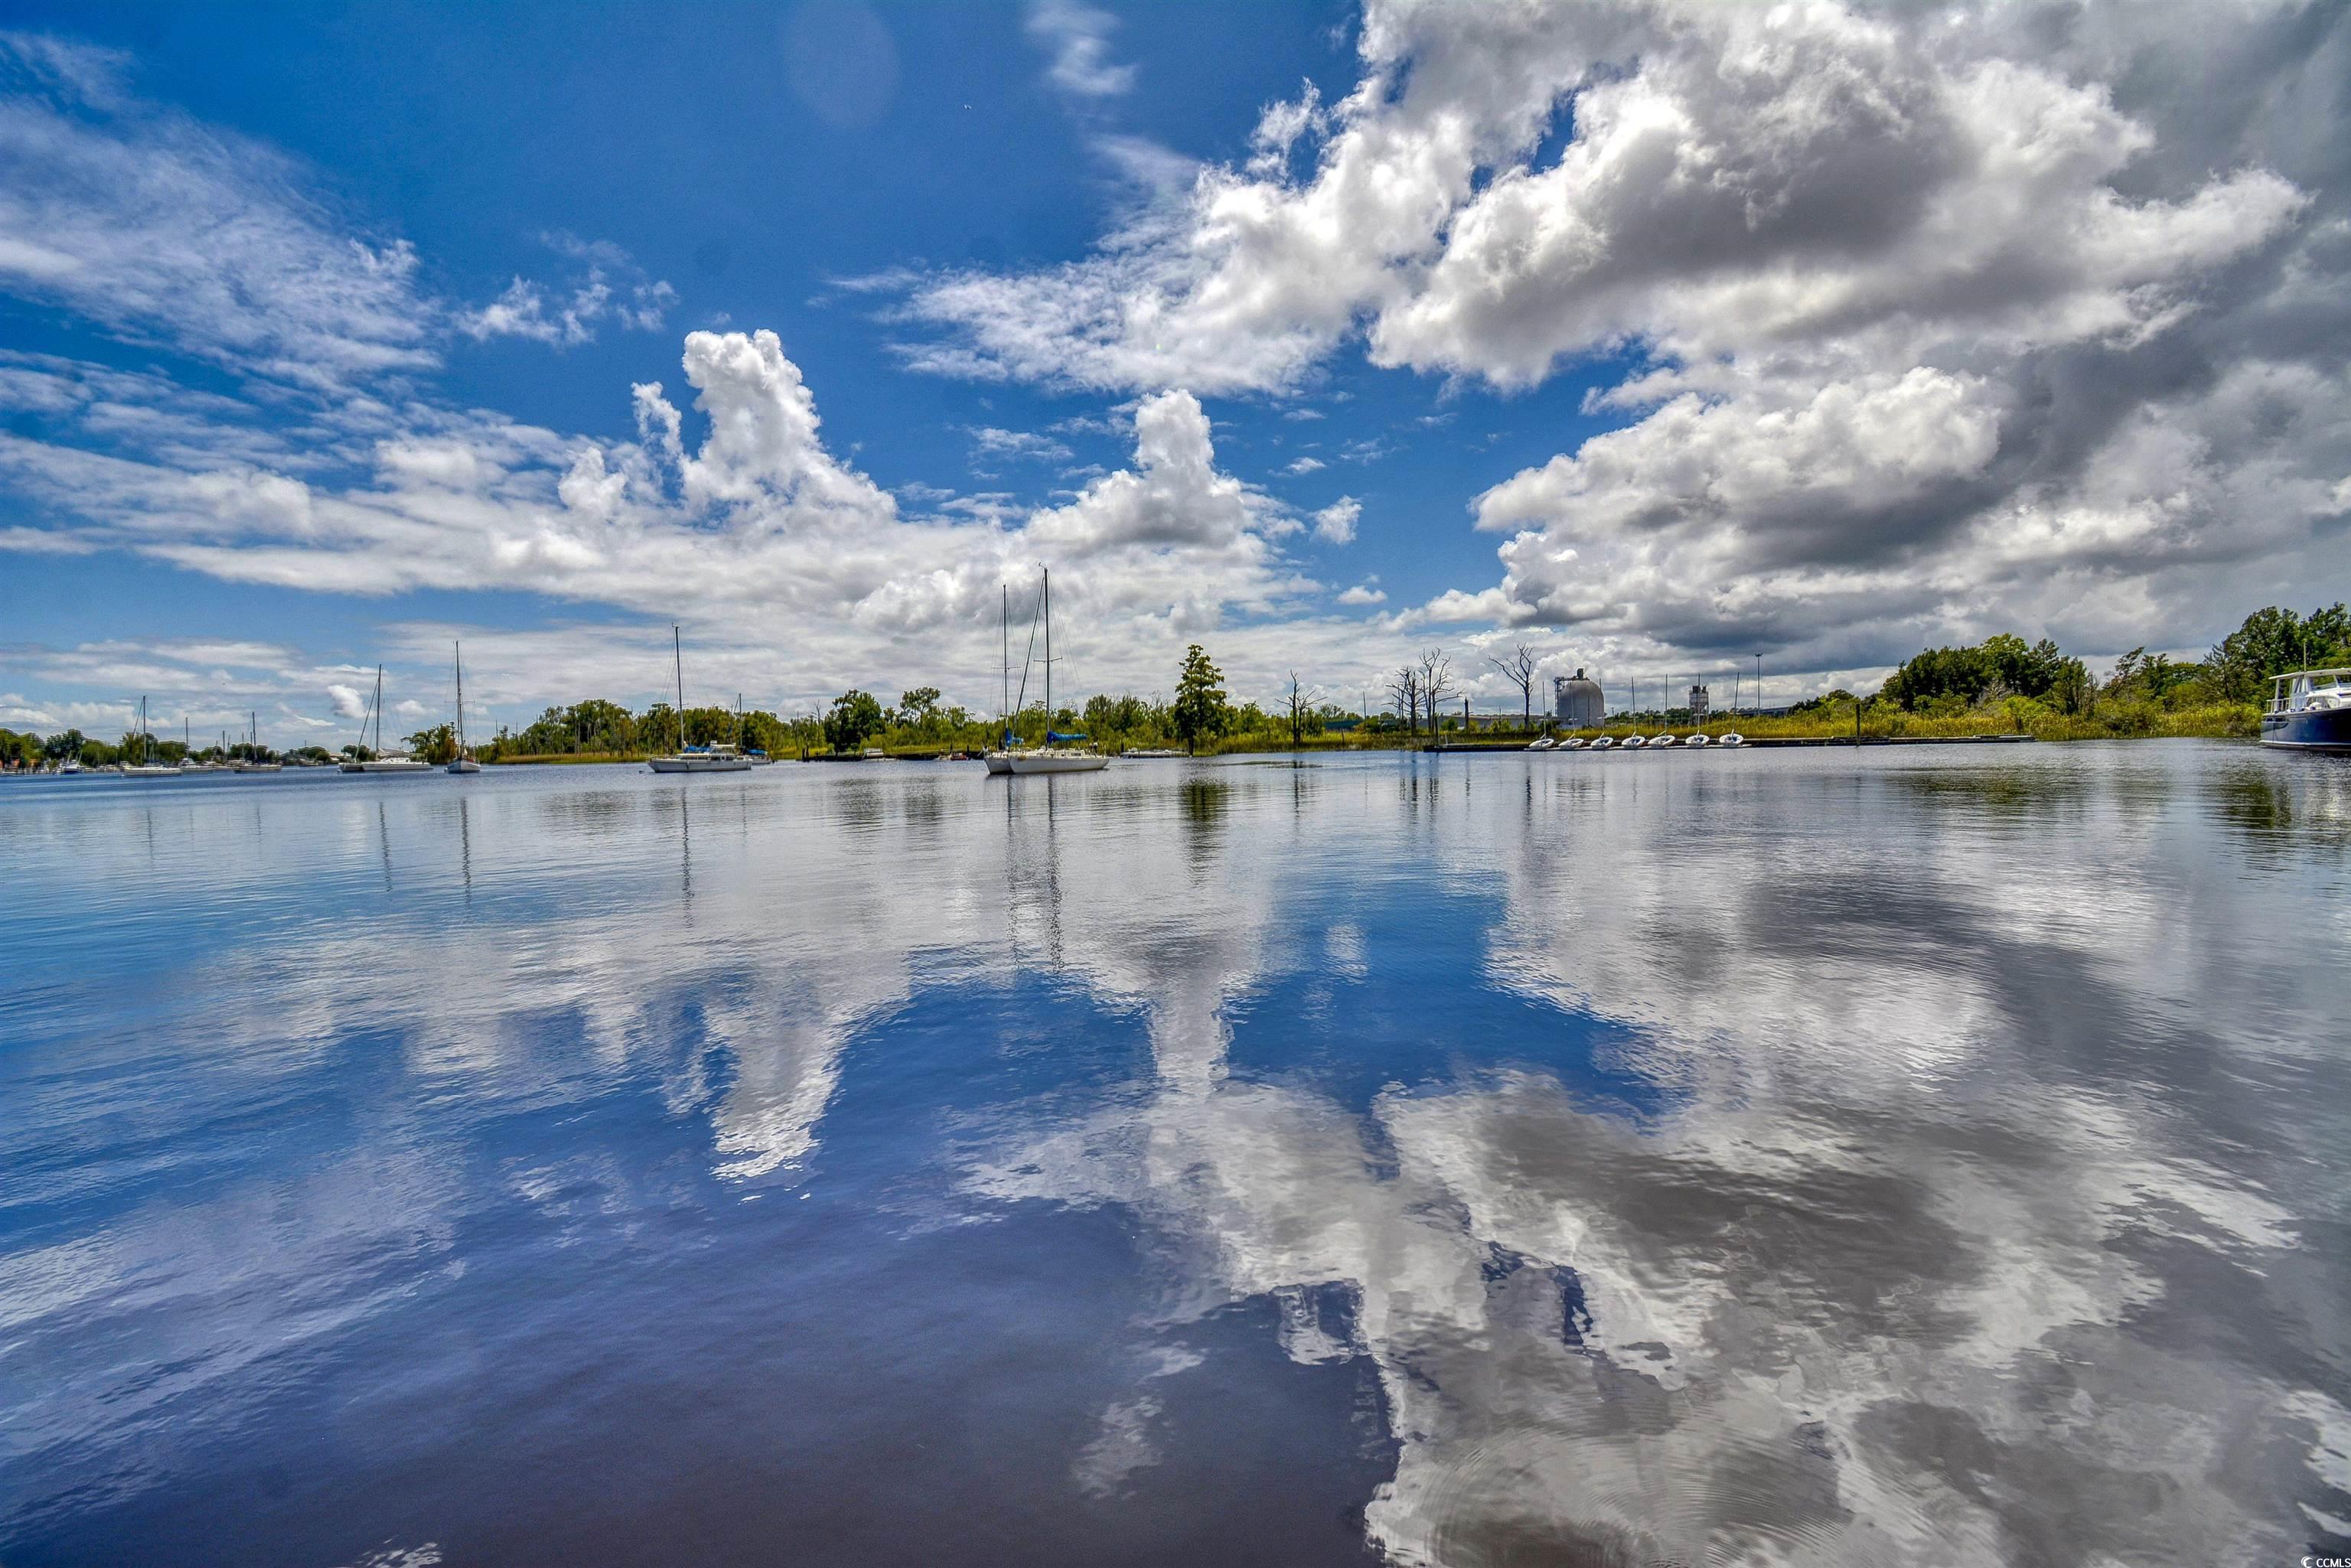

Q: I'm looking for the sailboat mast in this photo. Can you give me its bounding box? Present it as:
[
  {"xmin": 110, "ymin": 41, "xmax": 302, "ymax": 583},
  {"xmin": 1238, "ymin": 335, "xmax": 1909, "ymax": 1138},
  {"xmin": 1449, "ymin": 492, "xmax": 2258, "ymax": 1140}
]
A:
[
  {"xmin": 453, "ymin": 642, "xmax": 465, "ymax": 753},
  {"xmin": 1001, "ymin": 584, "xmax": 1009, "ymax": 745},
  {"xmin": 373, "ymin": 665, "xmax": 384, "ymax": 755},
  {"xmin": 1043, "ymin": 568, "xmax": 1052, "ymax": 736},
  {"xmin": 673, "ymin": 624, "xmax": 684, "ymax": 751}
]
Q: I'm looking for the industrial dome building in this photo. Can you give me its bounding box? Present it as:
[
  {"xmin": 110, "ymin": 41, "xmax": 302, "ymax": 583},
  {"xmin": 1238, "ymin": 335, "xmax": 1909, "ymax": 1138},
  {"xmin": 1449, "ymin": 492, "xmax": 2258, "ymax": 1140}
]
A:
[{"xmin": 1553, "ymin": 670, "xmax": 1605, "ymax": 728}]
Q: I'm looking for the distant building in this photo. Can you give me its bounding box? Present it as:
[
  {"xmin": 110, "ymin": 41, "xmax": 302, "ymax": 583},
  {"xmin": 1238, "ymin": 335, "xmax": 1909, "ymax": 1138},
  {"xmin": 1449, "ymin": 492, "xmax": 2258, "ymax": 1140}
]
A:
[
  {"xmin": 1553, "ymin": 670, "xmax": 1605, "ymax": 727},
  {"xmin": 1687, "ymin": 683, "xmax": 1710, "ymax": 724}
]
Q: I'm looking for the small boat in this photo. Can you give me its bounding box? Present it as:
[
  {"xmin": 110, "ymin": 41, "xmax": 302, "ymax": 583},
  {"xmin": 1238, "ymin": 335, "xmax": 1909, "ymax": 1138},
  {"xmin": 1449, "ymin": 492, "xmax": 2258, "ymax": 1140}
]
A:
[
  {"xmin": 59, "ymin": 759, "xmax": 82, "ymax": 775},
  {"xmin": 1526, "ymin": 737, "xmax": 1555, "ymax": 751},
  {"xmin": 1590, "ymin": 737, "xmax": 1615, "ymax": 751},
  {"xmin": 1620, "ymin": 735, "xmax": 1646, "ymax": 750},
  {"xmin": 1718, "ymin": 732, "xmax": 1746, "ymax": 748},
  {"xmin": 648, "ymin": 626, "xmax": 752, "ymax": 773},
  {"xmin": 745, "ymin": 748, "xmax": 774, "ymax": 765},
  {"xmin": 1121, "ymin": 747, "xmax": 1187, "ymax": 758},
  {"xmin": 447, "ymin": 643, "xmax": 481, "ymax": 774},
  {"xmin": 1649, "ymin": 733, "xmax": 1678, "ymax": 748},
  {"xmin": 2261, "ymin": 668, "xmax": 2351, "ymax": 753},
  {"xmin": 1559, "ymin": 737, "xmax": 1587, "ymax": 751},
  {"xmin": 1683, "ymin": 733, "xmax": 1710, "ymax": 748}
]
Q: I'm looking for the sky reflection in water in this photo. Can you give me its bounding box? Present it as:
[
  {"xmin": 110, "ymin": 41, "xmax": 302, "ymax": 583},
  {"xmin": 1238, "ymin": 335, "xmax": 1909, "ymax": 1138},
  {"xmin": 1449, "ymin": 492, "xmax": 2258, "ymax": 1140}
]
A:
[{"xmin": 3, "ymin": 746, "xmax": 2349, "ymax": 1566}]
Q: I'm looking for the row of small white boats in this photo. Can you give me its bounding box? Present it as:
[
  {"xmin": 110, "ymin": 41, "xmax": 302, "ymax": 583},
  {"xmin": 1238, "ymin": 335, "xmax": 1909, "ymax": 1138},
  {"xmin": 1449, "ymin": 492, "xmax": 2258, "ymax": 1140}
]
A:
[{"xmin": 1528, "ymin": 732, "xmax": 1746, "ymax": 751}]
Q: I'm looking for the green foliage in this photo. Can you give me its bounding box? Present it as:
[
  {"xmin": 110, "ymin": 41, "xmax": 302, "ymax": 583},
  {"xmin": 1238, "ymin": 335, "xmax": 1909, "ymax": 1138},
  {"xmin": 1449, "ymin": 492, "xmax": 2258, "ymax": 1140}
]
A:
[
  {"xmin": 1879, "ymin": 634, "xmax": 2089, "ymax": 712},
  {"xmin": 405, "ymin": 723, "xmax": 458, "ymax": 764},
  {"xmin": 894, "ymin": 687, "xmax": 941, "ymax": 726},
  {"xmin": 823, "ymin": 689, "xmax": 886, "ymax": 753},
  {"xmin": 1171, "ymin": 644, "xmax": 1229, "ymax": 755},
  {"xmin": 2203, "ymin": 603, "xmax": 2351, "ymax": 701}
]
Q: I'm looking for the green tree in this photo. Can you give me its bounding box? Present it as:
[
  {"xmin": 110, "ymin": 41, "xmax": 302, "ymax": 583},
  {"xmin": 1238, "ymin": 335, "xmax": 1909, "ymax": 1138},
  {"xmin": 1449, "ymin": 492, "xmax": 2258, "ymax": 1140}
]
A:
[
  {"xmin": 681, "ymin": 705, "xmax": 739, "ymax": 747},
  {"xmin": 406, "ymin": 723, "xmax": 457, "ymax": 764},
  {"xmin": 895, "ymin": 687, "xmax": 942, "ymax": 728},
  {"xmin": 2204, "ymin": 604, "xmax": 2351, "ymax": 702},
  {"xmin": 44, "ymin": 729, "xmax": 86, "ymax": 763},
  {"xmin": 823, "ymin": 689, "xmax": 886, "ymax": 753},
  {"xmin": 1171, "ymin": 644, "xmax": 1229, "ymax": 755}
]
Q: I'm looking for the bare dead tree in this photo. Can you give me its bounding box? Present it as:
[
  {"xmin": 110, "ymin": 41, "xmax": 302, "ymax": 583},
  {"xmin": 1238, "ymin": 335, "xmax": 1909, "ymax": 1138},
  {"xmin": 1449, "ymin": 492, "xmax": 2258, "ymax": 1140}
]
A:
[
  {"xmin": 1417, "ymin": 647, "xmax": 1456, "ymax": 737},
  {"xmin": 1488, "ymin": 644, "xmax": 1539, "ymax": 731},
  {"xmin": 1284, "ymin": 670, "xmax": 1320, "ymax": 745},
  {"xmin": 1387, "ymin": 666, "xmax": 1420, "ymax": 735}
]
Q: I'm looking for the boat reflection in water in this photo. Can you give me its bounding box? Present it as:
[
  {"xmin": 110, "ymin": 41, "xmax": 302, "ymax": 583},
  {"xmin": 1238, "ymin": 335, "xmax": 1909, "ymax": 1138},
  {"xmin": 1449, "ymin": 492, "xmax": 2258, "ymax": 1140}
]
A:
[{"xmin": 4, "ymin": 745, "xmax": 2348, "ymax": 1566}]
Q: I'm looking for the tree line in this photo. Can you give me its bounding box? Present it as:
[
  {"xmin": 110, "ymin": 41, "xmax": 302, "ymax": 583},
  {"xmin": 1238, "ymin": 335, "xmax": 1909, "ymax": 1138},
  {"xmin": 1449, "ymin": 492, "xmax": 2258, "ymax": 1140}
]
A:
[{"xmin": 6, "ymin": 603, "xmax": 2341, "ymax": 770}]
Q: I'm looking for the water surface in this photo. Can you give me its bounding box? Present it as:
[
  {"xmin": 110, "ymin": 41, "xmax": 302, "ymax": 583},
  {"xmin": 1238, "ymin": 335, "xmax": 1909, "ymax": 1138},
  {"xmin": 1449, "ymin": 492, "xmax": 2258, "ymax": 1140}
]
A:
[{"xmin": 4, "ymin": 745, "xmax": 2349, "ymax": 1566}]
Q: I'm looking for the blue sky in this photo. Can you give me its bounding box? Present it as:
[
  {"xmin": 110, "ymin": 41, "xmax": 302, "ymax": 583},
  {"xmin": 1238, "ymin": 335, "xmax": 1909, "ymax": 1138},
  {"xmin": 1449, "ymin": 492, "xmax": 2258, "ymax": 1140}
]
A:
[{"xmin": 2, "ymin": 2, "xmax": 2345, "ymax": 745}]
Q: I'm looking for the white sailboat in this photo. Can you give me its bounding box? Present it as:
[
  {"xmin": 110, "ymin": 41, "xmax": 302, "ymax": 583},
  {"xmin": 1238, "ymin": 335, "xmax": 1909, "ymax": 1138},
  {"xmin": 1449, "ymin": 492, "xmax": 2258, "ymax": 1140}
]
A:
[
  {"xmin": 447, "ymin": 643, "xmax": 481, "ymax": 774},
  {"xmin": 121, "ymin": 696, "xmax": 182, "ymax": 777},
  {"xmin": 1005, "ymin": 568, "xmax": 1107, "ymax": 775},
  {"xmin": 341, "ymin": 667, "xmax": 432, "ymax": 772},
  {"xmin": 649, "ymin": 625, "xmax": 751, "ymax": 773}
]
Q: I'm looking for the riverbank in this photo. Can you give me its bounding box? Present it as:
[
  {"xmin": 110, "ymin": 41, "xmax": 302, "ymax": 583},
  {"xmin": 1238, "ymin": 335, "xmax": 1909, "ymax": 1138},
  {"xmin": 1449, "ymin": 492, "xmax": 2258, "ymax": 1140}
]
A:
[{"xmin": 468, "ymin": 700, "xmax": 2260, "ymax": 765}]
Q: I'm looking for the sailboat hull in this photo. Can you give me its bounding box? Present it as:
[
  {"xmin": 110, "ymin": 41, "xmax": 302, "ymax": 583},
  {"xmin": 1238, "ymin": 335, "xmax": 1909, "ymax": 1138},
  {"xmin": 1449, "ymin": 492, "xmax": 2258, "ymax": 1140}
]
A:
[
  {"xmin": 649, "ymin": 755, "xmax": 752, "ymax": 773},
  {"xmin": 446, "ymin": 760, "xmax": 482, "ymax": 774},
  {"xmin": 1005, "ymin": 751, "xmax": 1110, "ymax": 775},
  {"xmin": 983, "ymin": 751, "xmax": 1014, "ymax": 775}
]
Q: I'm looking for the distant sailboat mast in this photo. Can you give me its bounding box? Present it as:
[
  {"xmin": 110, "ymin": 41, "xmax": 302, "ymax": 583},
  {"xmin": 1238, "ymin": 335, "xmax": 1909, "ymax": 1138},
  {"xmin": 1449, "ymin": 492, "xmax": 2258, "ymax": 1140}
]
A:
[{"xmin": 673, "ymin": 624, "xmax": 685, "ymax": 751}]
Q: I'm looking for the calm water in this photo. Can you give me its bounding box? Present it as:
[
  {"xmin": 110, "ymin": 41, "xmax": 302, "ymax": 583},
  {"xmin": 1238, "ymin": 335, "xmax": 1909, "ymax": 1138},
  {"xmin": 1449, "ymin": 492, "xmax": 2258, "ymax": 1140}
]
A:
[{"xmin": 4, "ymin": 745, "xmax": 2349, "ymax": 1566}]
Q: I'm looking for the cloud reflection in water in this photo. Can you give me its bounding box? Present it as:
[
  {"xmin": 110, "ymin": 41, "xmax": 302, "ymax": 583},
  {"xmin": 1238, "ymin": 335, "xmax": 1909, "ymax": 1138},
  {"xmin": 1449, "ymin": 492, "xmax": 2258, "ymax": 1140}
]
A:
[{"xmin": 2, "ymin": 748, "xmax": 2347, "ymax": 1565}]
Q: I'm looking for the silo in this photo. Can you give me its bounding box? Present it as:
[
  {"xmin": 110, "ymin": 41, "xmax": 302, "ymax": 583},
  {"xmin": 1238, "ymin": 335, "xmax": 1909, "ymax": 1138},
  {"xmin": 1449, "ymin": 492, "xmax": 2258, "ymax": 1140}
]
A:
[{"xmin": 1553, "ymin": 670, "xmax": 1605, "ymax": 728}]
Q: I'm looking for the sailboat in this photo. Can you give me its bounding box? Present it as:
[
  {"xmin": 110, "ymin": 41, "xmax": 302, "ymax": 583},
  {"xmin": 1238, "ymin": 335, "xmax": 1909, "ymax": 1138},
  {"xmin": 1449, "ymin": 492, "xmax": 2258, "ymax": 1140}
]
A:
[
  {"xmin": 341, "ymin": 667, "xmax": 432, "ymax": 772},
  {"xmin": 122, "ymin": 696, "xmax": 182, "ymax": 777},
  {"xmin": 649, "ymin": 625, "xmax": 751, "ymax": 773},
  {"xmin": 447, "ymin": 643, "xmax": 482, "ymax": 774},
  {"xmin": 233, "ymin": 710, "xmax": 282, "ymax": 772},
  {"xmin": 1004, "ymin": 568, "xmax": 1107, "ymax": 775}
]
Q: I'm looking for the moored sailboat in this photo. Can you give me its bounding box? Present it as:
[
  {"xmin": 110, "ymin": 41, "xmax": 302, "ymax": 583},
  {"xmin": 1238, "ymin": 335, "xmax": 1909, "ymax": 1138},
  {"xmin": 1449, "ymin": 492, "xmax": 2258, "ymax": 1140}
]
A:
[
  {"xmin": 341, "ymin": 667, "xmax": 432, "ymax": 772},
  {"xmin": 233, "ymin": 710, "xmax": 282, "ymax": 772},
  {"xmin": 648, "ymin": 625, "xmax": 752, "ymax": 773},
  {"xmin": 121, "ymin": 696, "xmax": 182, "ymax": 777},
  {"xmin": 447, "ymin": 643, "xmax": 482, "ymax": 774},
  {"xmin": 1002, "ymin": 568, "xmax": 1107, "ymax": 776}
]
